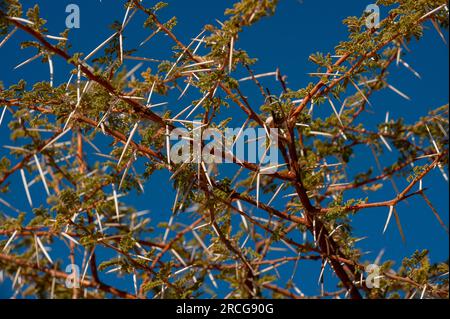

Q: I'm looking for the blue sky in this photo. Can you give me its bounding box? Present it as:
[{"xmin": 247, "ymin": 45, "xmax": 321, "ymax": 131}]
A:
[{"xmin": 0, "ymin": 0, "xmax": 448, "ymax": 298}]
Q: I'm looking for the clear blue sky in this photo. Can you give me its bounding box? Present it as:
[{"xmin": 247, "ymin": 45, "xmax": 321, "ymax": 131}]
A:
[{"xmin": 0, "ymin": 0, "xmax": 448, "ymax": 298}]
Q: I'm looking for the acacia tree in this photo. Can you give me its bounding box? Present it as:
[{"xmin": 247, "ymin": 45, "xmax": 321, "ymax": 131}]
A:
[{"xmin": 0, "ymin": 0, "xmax": 448, "ymax": 299}]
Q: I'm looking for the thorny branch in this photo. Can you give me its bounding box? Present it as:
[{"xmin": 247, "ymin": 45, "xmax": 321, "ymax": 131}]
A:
[{"xmin": 0, "ymin": 0, "xmax": 448, "ymax": 299}]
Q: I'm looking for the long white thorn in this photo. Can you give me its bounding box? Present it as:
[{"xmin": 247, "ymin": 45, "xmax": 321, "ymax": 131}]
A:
[
  {"xmin": 118, "ymin": 123, "xmax": 139, "ymax": 167},
  {"xmin": 379, "ymin": 135, "xmax": 393, "ymax": 152},
  {"xmin": 35, "ymin": 236, "xmax": 53, "ymax": 264},
  {"xmin": 239, "ymin": 71, "xmax": 278, "ymax": 82},
  {"xmin": 186, "ymin": 92, "xmax": 210, "ymax": 119},
  {"xmin": 166, "ymin": 125, "xmax": 172, "ymax": 168},
  {"xmin": 318, "ymin": 260, "xmax": 328, "ymax": 284},
  {"xmin": 329, "ymin": 98, "xmax": 344, "ymax": 126},
  {"xmin": 119, "ymin": 33, "xmax": 124, "ymax": 65},
  {"xmin": 178, "ymin": 79, "xmax": 192, "ymax": 100},
  {"xmin": 383, "ymin": 206, "xmax": 394, "ymax": 234},
  {"xmin": 48, "ymin": 55, "xmax": 54, "ymax": 87},
  {"xmin": 112, "ymin": 184, "xmax": 120, "ymax": 221},
  {"xmin": 267, "ymin": 183, "xmax": 285, "ymax": 206},
  {"xmin": 96, "ymin": 210, "xmax": 104, "ymax": 234},
  {"xmin": 84, "ymin": 32, "xmax": 118, "ymax": 61},
  {"xmin": 420, "ymin": 4, "xmax": 447, "ymax": 20},
  {"xmin": 146, "ymin": 81, "xmax": 156, "ymax": 107},
  {"xmin": 430, "ymin": 18, "xmax": 447, "ymax": 45},
  {"xmin": 61, "ymin": 232, "xmax": 80, "ymax": 246},
  {"xmin": 20, "ymin": 169, "xmax": 33, "ymax": 207},
  {"xmin": 0, "ymin": 106, "xmax": 7, "ymax": 127},
  {"xmin": 350, "ymin": 78, "xmax": 372, "ymax": 106},
  {"xmin": 399, "ymin": 58, "xmax": 421, "ymax": 79},
  {"xmin": 201, "ymin": 162, "xmax": 213, "ymax": 187},
  {"xmin": 0, "ymin": 27, "xmax": 17, "ymax": 48},
  {"xmin": 42, "ymin": 128, "xmax": 72, "ymax": 151},
  {"xmin": 256, "ymin": 173, "xmax": 261, "ymax": 208},
  {"xmin": 33, "ymin": 154, "xmax": 50, "ymax": 196},
  {"xmin": 425, "ymin": 125, "xmax": 441, "ymax": 154},
  {"xmin": 45, "ymin": 34, "xmax": 68, "ymax": 41},
  {"xmin": 8, "ymin": 17, "xmax": 34, "ymax": 25},
  {"xmin": 420, "ymin": 284, "xmax": 427, "ymax": 299},
  {"xmin": 14, "ymin": 52, "xmax": 44, "ymax": 70},
  {"xmin": 140, "ymin": 27, "xmax": 161, "ymax": 46},
  {"xmin": 119, "ymin": 158, "xmax": 133, "ymax": 190},
  {"xmin": 229, "ymin": 36, "xmax": 234, "ymax": 73},
  {"xmin": 2, "ymin": 230, "xmax": 18, "ymax": 252},
  {"xmin": 387, "ymin": 84, "xmax": 411, "ymax": 101}
]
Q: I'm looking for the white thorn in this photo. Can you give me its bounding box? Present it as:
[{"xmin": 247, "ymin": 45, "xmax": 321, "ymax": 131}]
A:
[{"xmin": 383, "ymin": 206, "xmax": 394, "ymax": 234}]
